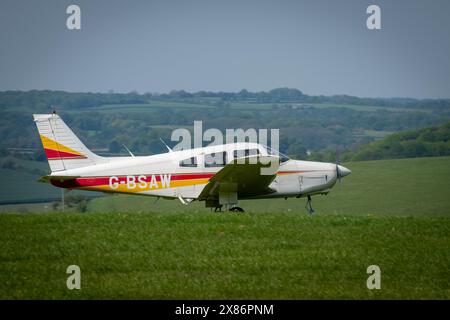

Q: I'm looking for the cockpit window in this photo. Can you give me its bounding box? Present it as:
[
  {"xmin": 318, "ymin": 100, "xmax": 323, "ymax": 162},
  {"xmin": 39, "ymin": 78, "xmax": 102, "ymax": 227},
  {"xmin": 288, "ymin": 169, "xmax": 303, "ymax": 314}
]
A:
[
  {"xmin": 233, "ymin": 148, "xmax": 260, "ymax": 159},
  {"xmin": 204, "ymin": 151, "xmax": 227, "ymax": 167},
  {"xmin": 179, "ymin": 156, "xmax": 197, "ymax": 167}
]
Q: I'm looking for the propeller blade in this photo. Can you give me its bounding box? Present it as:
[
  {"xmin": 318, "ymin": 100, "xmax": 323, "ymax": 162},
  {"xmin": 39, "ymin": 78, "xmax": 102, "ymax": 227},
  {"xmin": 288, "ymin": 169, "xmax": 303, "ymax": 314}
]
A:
[{"xmin": 336, "ymin": 163, "xmax": 342, "ymax": 189}]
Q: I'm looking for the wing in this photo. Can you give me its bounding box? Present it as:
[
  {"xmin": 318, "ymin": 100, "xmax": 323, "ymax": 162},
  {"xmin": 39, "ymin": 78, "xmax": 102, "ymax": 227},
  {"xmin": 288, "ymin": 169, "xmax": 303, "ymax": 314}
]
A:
[{"xmin": 198, "ymin": 155, "xmax": 280, "ymax": 200}]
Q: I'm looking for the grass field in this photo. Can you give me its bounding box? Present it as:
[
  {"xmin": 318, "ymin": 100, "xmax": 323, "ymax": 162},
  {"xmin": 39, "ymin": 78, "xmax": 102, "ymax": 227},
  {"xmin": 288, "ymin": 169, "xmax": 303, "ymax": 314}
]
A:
[
  {"xmin": 1, "ymin": 213, "xmax": 448, "ymax": 299},
  {"xmin": 0, "ymin": 156, "xmax": 449, "ymax": 299},
  {"xmin": 48, "ymin": 99, "xmax": 430, "ymax": 115},
  {"xmin": 307, "ymin": 103, "xmax": 432, "ymax": 113}
]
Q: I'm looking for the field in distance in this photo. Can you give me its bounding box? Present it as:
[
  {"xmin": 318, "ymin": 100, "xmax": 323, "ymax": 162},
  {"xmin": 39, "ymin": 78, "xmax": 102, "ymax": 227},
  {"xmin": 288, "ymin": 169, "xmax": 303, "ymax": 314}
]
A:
[{"xmin": 0, "ymin": 156, "xmax": 449, "ymax": 299}]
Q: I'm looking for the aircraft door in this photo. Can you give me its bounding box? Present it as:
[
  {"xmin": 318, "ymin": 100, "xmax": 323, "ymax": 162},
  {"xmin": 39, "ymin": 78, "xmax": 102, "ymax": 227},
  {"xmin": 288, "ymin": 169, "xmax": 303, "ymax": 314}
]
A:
[{"xmin": 177, "ymin": 154, "xmax": 201, "ymax": 199}]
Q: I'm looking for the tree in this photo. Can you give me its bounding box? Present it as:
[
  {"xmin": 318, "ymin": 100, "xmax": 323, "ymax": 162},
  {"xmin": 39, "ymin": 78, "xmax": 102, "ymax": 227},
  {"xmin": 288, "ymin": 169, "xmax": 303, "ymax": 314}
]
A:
[
  {"xmin": 65, "ymin": 195, "xmax": 88, "ymax": 213},
  {"xmin": 109, "ymin": 140, "xmax": 121, "ymax": 153}
]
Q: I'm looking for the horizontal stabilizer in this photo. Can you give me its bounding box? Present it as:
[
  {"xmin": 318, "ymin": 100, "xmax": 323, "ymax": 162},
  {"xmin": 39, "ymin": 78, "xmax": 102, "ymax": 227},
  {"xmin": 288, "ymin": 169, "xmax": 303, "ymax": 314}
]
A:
[{"xmin": 38, "ymin": 175, "xmax": 80, "ymax": 184}]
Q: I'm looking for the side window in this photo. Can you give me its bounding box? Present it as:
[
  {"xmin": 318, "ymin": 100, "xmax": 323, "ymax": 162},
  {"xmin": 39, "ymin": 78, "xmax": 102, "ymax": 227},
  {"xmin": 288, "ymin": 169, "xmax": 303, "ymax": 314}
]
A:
[
  {"xmin": 204, "ymin": 151, "xmax": 227, "ymax": 167},
  {"xmin": 233, "ymin": 148, "xmax": 260, "ymax": 159},
  {"xmin": 179, "ymin": 156, "xmax": 197, "ymax": 167}
]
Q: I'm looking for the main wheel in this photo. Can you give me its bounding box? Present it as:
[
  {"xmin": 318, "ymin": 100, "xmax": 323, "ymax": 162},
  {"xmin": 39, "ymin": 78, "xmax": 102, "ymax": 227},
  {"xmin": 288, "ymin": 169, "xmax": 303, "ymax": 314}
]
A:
[{"xmin": 230, "ymin": 206, "xmax": 245, "ymax": 212}]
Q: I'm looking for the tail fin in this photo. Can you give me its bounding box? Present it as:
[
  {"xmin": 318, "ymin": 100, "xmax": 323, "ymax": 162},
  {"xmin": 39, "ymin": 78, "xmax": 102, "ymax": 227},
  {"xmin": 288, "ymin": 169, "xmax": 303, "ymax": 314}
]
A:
[{"xmin": 33, "ymin": 113, "xmax": 105, "ymax": 172}]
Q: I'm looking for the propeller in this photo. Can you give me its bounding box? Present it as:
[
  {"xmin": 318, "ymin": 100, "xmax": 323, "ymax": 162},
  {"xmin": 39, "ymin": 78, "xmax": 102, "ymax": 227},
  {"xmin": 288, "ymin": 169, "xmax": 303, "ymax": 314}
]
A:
[
  {"xmin": 335, "ymin": 147, "xmax": 342, "ymax": 188},
  {"xmin": 334, "ymin": 147, "xmax": 351, "ymax": 187}
]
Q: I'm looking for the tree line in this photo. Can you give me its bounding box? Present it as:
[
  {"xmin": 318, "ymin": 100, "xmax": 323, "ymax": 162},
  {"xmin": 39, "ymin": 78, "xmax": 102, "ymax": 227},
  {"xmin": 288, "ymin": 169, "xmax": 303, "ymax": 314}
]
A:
[
  {"xmin": 2, "ymin": 88, "xmax": 450, "ymax": 111},
  {"xmin": 309, "ymin": 121, "xmax": 450, "ymax": 162},
  {"xmin": 0, "ymin": 90, "xmax": 449, "ymax": 164}
]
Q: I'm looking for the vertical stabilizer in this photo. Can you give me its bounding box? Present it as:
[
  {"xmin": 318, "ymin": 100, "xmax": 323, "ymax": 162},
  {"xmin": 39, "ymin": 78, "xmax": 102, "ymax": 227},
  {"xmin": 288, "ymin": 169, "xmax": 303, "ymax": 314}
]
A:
[{"xmin": 33, "ymin": 113, "xmax": 104, "ymax": 172}]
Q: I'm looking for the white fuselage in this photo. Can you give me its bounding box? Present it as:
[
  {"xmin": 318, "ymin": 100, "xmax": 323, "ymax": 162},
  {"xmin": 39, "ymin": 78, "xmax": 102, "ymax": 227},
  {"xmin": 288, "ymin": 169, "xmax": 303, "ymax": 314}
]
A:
[{"xmin": 49, "ymin": 143, "xmax": 350, "ymax": 202}]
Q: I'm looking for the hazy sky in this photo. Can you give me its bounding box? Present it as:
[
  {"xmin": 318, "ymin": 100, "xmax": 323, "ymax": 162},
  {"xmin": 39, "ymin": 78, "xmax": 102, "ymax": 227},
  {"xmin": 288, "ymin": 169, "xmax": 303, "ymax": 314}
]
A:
[{"xmin": 1, "ymin": 0, "xmax": 449, "ymax": 98}]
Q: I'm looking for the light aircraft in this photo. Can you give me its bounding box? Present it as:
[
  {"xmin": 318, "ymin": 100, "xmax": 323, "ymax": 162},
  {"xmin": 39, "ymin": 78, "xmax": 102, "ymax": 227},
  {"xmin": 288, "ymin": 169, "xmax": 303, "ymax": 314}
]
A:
[{"xmin": 33, "ymin": 113, "xmax": 351, "ymax": 213}]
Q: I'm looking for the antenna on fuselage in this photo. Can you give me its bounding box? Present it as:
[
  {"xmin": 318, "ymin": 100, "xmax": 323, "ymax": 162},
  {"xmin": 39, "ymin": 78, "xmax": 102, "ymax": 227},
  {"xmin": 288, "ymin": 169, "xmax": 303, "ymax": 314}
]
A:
[
  {"xmin": 122, "ymin": 144, "xmax": 135, "ymax": 157},
  {"xmin": 160, "ymin": 138, "xmax": 173, "ymax": 153}
]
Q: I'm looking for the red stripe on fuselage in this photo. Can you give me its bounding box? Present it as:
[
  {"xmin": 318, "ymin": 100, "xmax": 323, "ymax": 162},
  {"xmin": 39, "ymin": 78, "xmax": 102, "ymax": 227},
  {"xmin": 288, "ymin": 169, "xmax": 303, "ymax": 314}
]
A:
[
  {"xmin": 50, "ymin": 173, "xmax": 216, "ymax": 189},
  {"xmin": 49, "ymin": 171, "xmax": 322, "ymax": 189}
]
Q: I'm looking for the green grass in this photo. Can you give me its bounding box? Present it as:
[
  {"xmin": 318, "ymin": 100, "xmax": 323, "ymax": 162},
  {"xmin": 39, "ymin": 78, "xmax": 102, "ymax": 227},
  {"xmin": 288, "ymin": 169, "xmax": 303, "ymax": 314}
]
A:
[
  {"xmin": 0, "ymin": 156, "xmax": 449, "ymax": 299},
  {"xmin": 0, "ymin": 213, "xmax": 448, "ymax": 299}
]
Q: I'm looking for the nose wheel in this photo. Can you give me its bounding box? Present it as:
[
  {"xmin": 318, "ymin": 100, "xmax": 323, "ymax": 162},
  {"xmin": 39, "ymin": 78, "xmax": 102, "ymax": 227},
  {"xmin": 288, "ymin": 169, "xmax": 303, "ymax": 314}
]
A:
[
  {"xmin": 230, "ymin": 206, "xmax": 245, "ymax": 212},
  {"xmin": 305, "ymin": 195, "xmax": 315, "ymax": 215}
]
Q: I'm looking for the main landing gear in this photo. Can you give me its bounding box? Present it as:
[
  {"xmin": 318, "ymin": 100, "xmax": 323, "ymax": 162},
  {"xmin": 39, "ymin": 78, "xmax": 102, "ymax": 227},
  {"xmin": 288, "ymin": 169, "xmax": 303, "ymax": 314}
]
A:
[
  {"xmin": 305, "ymin": 195, "xmax": 315, "ymax": 215},
  {"xmin": 210, "ymin": 191, "xmax": 245, "ymax": 212},
  {"xmin": 213, "ymin": 205, "xmax": 245, "ymax": 212}
]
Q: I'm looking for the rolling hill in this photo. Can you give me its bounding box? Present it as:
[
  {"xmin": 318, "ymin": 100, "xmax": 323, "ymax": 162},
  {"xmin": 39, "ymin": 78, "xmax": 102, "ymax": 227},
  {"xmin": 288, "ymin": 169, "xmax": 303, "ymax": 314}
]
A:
[{"xmin": 345, "ymin": 121, "xmax": 450, "ymax": 161}]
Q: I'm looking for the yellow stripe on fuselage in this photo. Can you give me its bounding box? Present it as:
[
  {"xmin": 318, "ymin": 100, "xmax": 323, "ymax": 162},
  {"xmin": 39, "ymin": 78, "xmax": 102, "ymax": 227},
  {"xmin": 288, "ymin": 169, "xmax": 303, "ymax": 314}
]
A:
[{"xmin": 78, "ymin": 178, "xmax": 211, "ymax": 193}]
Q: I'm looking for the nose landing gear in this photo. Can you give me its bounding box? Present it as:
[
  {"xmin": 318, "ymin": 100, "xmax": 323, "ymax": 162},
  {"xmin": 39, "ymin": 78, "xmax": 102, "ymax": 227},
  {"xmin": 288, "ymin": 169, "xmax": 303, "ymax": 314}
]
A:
[{"xmin": 305, "ymin": 195, "xmax": 315, "ymax": 215}]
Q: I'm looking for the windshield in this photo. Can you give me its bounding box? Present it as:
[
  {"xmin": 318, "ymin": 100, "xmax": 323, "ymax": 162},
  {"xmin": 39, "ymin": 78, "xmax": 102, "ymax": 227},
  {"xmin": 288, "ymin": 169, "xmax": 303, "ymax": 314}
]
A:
[{"xmin": 263, "ymin": 146, "xmax": 290, "ymax": 163}]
